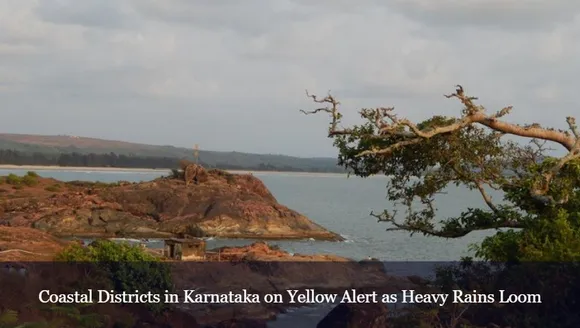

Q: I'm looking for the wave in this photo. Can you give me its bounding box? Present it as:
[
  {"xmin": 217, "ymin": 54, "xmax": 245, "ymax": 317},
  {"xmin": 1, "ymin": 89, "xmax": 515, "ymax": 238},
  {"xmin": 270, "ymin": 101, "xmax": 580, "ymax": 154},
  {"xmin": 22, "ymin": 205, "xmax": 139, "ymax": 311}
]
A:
[
  {"xmin": 339, "ymin": 234, "xmax": 353, "ymax": 243},
  {"xmin": 109, "ymin": 238, "xmax": 143, "ymax": 243}
]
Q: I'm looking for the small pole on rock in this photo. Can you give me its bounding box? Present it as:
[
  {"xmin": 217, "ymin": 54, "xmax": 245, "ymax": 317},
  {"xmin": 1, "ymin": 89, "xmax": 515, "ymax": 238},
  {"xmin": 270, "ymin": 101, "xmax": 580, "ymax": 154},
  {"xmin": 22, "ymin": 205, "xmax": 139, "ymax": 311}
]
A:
[{"xmin": 194, "ymin": 144, "xmax": 199, "ymax": 164}]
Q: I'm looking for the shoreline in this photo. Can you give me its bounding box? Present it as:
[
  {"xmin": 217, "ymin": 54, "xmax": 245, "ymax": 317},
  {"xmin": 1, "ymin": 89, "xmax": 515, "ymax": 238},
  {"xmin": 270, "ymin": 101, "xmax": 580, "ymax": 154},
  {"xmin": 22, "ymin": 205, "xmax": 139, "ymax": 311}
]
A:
[{"xmin": 0, "ymin": 164, "xmax": 350, "ymax": 176}]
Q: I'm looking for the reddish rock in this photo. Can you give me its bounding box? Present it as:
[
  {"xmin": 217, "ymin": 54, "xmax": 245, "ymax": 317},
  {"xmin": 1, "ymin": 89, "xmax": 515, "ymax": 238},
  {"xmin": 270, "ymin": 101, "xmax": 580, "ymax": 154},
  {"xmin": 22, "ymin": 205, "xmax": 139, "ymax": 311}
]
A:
[
  {"xmin": 0, "ymin": 226, "xmax": 69, "ymax": 261},
  {"xmin": 207, "ymin": 241, "xmax": 349, "ymax": 262},
  {"xmin": 0, "ymin": 169, "xmax": 342, "ymax": 241}
]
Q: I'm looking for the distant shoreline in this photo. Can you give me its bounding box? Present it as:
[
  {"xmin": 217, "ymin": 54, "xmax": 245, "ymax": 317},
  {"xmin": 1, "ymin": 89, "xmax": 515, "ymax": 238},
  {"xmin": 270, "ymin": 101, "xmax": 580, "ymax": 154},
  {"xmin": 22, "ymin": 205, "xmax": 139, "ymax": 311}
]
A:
[{"xmin": 0, "ymin": 164, "xmax": 349, "ymax": 176}]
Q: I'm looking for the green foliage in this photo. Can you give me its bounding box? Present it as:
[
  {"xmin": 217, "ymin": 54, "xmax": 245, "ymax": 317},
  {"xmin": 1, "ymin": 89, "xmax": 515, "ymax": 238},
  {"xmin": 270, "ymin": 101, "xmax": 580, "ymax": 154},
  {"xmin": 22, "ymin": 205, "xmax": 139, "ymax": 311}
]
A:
[
  {"xmin": 41, "ymin": 305, "xmax": 106, "ymax": 328},
  {"xmin": 44, "ymin": 184, "xmax": 62, "ymax": 192},
  {"xmin": 26, "ymin": 171, "xmax": 39, "ymax": 178},
  {"xmin": 323, "ymin": 100, "xmax": 580, "ymax": 262},
  {"xmin": 0, "ymin": 306, "xmax": 106, "ymax": 328},
  {"xmin": 169, "ymin": 168, "xmax": 182, "ymax": 179},
  {"xmin": 308, "ymin": 88, "xmax": 580, "ymax": 326},
  {"xmin": 55, "ymin": 240, "xmax": 173, "ymax": 314},
  {"xmin": 1, "ymin": 173, "xmax": 39, "ymax": 187},
  {"xmin": 65, "ymin": 181, "xmax": 118, "ymax": 189},
  {"xmin": 0, "ymin": 147, "xmax": 346, "ymax": 172},
  {"xmin": 21, "ymin": 175, "xmax": 38, "ymax": 187},
  {"xmin": 5, "ymin": 174, "xmax": 21, "ymax": 185},
  {"xmin": 421, "ymin": 259, "xmax": 580, "ymax": 328},
  {"xmin": 184, "ymin": 224, "xmax": 206, "ymax": 237},
  {"xmin": 0, "ymin": 310, "xmax": 18, "ymax": 327}
]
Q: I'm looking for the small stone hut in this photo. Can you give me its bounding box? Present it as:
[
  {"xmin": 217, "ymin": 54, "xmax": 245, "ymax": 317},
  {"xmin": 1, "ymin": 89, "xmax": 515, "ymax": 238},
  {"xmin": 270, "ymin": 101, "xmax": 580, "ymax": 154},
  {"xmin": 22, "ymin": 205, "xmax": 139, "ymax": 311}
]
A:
[{"xmin": 164, "ymin": 238, "xmax": 206, "ymax": 260}]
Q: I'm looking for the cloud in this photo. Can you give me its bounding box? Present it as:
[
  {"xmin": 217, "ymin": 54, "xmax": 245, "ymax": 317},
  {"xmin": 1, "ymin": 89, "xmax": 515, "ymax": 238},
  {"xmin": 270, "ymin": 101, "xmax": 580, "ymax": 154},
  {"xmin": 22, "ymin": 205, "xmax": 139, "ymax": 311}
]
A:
[
  {"xmin": 387, "ymin": 0, "xmax": 580, "ymax": 31},
  {"xmin": 129, "ymin": 0, "xmax": 314, "ymax": 36},
  {"xmin": 35, "ymin": 0, "xmax": 137, "ymax": 29},
  {"xmin": 0, "ymin": 0, "xmax": 578, "ymax": 157}
]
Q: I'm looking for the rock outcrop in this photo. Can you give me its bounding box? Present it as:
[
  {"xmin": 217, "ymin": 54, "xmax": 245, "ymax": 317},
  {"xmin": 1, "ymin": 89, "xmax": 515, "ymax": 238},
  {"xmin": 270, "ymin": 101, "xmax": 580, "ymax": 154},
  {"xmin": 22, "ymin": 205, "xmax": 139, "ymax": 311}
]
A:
[
  {"xmin": 206, "ymin": 241, "xmax": 349, "ymax": 262},
  {"xmin": 0, "ymin": 169, "xmax": 342, "ymax": 240},
  {"xmin": 0, "ymin": 226, "xmax": 69, "ymax": 261}
]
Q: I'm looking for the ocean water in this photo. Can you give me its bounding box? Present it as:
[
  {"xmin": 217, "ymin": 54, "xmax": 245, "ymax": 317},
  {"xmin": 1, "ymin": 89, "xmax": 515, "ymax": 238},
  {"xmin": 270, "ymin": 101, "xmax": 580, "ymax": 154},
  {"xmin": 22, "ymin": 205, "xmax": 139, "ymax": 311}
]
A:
[{"xmin": 0, "ymin": 168, "xmax": 501, "ymax": 327}]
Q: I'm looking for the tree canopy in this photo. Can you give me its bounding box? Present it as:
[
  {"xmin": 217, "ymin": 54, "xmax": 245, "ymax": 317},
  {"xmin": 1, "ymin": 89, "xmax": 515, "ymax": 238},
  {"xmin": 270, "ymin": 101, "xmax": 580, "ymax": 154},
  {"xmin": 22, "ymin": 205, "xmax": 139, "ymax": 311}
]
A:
[{"xmin": 303, "ymin": 85, "xmax": 580, "ymax": 262}]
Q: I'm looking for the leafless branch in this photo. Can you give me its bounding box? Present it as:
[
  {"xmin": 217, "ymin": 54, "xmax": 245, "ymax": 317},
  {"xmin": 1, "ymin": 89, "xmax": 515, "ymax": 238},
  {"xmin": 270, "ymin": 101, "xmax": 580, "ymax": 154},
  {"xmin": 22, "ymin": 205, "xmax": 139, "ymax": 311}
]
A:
[
  {"xmin": 567, "ymin": 116, "xmax": 579, "ymax": 138},
  {"xmin": 303, "ymin": 85, "xmax": 577, "ymax": 151}
]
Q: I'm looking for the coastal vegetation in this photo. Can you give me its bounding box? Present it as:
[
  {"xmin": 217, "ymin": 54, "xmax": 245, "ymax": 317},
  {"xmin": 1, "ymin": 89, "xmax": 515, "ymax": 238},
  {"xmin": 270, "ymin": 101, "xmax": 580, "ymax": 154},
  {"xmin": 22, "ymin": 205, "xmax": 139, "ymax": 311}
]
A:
[
  {"xmin": 0, "ymin": 171, "xmax": 40, "ymax": 188},
  {"xmin": 0, "ymin": 134, "xmax": 345, "ymax": 173},
  {"xmin": 305, "ymin": 85, "xmax": 580, "ymax": 327},
  {"xmin": 55, "ymin": 240, "xmax": 172, "ymax": 314},
  {"xmin": 0, "ymin": 241, "xmax": 172, "ymax": 327}
]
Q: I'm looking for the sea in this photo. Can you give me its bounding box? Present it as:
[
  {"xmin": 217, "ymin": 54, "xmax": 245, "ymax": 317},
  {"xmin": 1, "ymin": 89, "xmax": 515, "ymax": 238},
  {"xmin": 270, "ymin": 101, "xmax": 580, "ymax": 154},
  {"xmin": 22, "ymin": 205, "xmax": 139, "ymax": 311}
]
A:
[{"xmin": 0, "ymin": 168, "xmax": 501, "ymax": 327}]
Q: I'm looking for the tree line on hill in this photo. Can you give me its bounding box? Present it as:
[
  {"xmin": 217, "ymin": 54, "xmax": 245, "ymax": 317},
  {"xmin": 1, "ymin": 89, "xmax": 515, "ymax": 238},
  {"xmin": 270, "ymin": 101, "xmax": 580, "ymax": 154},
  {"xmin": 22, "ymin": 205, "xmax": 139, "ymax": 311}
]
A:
[{"xmin": 0, "ymin": 149, "xmax": 343, "ymax": 172}]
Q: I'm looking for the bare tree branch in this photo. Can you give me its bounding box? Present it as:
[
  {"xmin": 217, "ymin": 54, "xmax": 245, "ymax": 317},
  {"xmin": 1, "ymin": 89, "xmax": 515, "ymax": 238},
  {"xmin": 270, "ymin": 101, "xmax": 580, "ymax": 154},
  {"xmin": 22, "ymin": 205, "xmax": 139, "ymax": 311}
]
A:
[
  {"xmin": 302, "ymin": 85, "xmax": 577, "ymax": 151},
  {"xmin": 567, "ymin": 116, "xmax": 579, "ymax": 138},
  {"xmin": 302, "ymin": 85, "xmax": 579, "ymax": 206}
]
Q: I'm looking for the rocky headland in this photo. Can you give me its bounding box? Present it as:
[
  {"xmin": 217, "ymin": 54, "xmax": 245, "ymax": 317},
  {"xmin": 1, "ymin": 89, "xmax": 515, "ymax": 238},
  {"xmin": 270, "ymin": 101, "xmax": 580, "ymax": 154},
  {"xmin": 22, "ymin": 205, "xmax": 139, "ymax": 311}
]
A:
[{"xmin": 0, "ymin": 169, "xmax": 342, "ymax": 241}]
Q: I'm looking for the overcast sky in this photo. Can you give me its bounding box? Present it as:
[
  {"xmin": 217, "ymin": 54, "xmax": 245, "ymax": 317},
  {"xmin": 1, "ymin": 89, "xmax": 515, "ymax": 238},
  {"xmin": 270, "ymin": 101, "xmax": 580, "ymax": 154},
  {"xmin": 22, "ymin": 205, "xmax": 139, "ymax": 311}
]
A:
[{"xmin": 0, "ymin": 1, "xmax": 578, "ymax": 157}]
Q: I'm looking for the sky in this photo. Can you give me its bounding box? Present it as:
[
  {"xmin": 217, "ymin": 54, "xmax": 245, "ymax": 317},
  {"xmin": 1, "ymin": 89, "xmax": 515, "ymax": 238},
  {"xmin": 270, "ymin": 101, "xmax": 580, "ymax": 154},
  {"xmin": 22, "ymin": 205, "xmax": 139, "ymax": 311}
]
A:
[{"xmin": 0, "ymin": 0, "xmax": 579, "ymax": 158}]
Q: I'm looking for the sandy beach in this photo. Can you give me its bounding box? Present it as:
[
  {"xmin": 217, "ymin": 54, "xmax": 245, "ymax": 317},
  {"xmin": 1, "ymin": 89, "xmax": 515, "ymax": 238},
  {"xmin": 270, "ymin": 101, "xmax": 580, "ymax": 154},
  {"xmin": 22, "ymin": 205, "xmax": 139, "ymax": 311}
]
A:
[
  {"xmin": 0, "ymin": 165, "xmax": 167, "ymax": 173},
  {"xmin": 0, "ymin": 165, "xmax": 350, "ymax": 177}
]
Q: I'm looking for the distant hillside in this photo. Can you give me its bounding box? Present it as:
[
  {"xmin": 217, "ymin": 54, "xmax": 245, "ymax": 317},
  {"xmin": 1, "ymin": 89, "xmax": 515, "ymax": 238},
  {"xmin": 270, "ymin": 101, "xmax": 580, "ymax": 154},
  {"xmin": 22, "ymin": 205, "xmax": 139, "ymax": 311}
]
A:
[{"xmin": 0, "ymin": 133, "xmax": 345, "ymax": 173}]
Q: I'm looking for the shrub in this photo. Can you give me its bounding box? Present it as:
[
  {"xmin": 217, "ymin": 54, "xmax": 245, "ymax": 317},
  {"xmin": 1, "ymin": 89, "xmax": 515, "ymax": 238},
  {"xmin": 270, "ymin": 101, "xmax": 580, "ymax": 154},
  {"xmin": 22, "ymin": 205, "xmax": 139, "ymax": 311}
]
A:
[
  {"xmin": 185, "ymin": 224, "xmax": 206, "ymax": 237},
  {"xmin": 26, "ymin": 171, "xmax": 39, "ymax": 178},
  {"xmin": 21, "ymin": 175, "xmax": 38, "ymax": 187},
  {"xmin": 1, "ymin": 305, "xmax": 107, "ymax": 328},
  {"xmin": 169, "ymin": 168, "xmax": 183, "ymax": 179},
  {"xmin": 5, "ymin": 174, "xmax": 21, "ymax": 185},
  {"xmin": 55, "ymin": 240, "xmax": 173, "ymax": 314}
]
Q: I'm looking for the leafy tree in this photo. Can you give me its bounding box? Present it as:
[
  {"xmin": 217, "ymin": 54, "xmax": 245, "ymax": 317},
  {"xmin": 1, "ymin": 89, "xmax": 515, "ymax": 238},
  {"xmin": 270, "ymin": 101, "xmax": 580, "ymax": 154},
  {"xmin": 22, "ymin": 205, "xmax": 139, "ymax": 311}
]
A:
[
  {"xmin": 303, "ymin": 85, "xmax": 580, "ymax": 262},
  {"xmin": 303, "ymin": 85, "xmax": 580, "ymax": 327}
]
